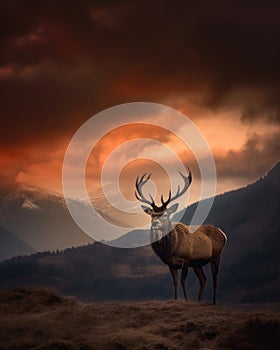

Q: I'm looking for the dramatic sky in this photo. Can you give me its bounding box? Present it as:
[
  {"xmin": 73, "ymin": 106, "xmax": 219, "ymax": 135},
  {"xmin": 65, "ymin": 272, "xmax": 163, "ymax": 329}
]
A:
[{"xmin": 1, "ymin": 0, "xmax": 280, "ymax": 203}]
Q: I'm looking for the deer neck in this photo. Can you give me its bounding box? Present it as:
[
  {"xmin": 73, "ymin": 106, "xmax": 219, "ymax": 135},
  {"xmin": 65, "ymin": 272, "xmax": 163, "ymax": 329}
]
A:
[{"xmin": 150, "ymin": 226, "xmax": 173, "ymax": 264}]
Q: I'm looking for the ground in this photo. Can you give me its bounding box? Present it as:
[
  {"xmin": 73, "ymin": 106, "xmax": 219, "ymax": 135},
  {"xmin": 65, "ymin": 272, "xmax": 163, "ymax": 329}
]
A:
[{"xmin": 0, "ymin": 289, "xmax": 279, "ymax": 350}]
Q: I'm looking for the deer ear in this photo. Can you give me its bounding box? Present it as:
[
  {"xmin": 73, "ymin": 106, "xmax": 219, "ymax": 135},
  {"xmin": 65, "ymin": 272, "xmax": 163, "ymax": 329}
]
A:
[
  {"xmin": 141, "ymin": 205, "xmax": 153, "ymax": 215},
  {"xmin": 167, "ymin": 203, "xmax": 179, "ymax": 214}
]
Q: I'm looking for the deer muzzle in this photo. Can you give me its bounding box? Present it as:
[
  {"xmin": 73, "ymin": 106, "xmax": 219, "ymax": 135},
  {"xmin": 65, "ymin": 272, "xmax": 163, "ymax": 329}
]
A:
[{"xmin": 152, "ymin": 220, "xmax": 161, "ymax": 229}]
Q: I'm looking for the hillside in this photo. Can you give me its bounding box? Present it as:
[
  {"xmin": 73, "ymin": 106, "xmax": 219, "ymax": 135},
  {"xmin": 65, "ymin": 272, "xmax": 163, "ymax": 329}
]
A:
[
  {"xmin": 0, "ymin": 183, "xmax": 94, "ymax": 255},
  {"xmin": 0, "ymin": 288, "xmax": 279, "ymax": 350},
  {"xmin": 0, "ymin": 163, "xmax": 279, "ymax": 304},
  {"xmin": 110, "ymin": 162, "xmax": 280, "ymax": 250},
  {"xmin": 0, "ymin": 243, "xmax": 169, "ymax": 302},
  {"xmin": 0, "ymin": 227, "xmax": 35, "ymax": 261},
  {"xmin": 180, "ymin": 162, "xmax": 280, "ymax": 303}
]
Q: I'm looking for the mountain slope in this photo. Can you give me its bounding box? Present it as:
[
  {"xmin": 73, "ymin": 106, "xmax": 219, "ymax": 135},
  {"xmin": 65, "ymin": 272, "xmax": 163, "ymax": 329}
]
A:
[
  {"xmin": 109, "ymin": 229, "xmax": 150, "ymax": 248},
  {"xmin": 112, "ymin": 162, "xmax": 280, "ymax": 255},
  {"xmin": 0, "ymin": 163, "xmax": 279, "ymax": 303},
  {"xmin": 179, "ymin": 162, "xmax": 280, "ymax": 302},
  {"xmin": 0, "ymin": 227, "xmax": 36, "ymax": 261},
  {"xmin": 0, "ymin": 183, "xmax": 94, "ymax": 254}
]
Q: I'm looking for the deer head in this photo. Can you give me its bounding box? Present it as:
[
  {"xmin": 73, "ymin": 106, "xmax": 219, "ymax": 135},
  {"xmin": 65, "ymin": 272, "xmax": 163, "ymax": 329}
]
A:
[{"xmin": 135, "ymin": 169, "xmax": 192, "ymax": 238}]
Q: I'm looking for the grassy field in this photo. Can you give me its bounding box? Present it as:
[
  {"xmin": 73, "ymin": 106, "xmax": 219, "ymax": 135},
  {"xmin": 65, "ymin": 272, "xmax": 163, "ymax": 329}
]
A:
[{"xmin": 0, "ymin": 288, "xmax": 279, "ymax": 350}]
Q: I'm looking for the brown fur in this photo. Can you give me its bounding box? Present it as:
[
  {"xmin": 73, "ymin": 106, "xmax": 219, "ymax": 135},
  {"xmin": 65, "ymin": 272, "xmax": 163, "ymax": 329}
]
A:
[
  {"xmin": 135, "ymin": 171, "xmax": 227, "ymax": 304},
  {"xmin": 151, "ymin": 221, "xmax": 227, "ymax": 304}
]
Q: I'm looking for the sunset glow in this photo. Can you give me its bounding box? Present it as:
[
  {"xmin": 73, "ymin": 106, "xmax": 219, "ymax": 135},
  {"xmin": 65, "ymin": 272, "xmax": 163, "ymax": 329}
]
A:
[{"xmin": 0, "ymin": 1, "xmax": 279, "ymax": 203}]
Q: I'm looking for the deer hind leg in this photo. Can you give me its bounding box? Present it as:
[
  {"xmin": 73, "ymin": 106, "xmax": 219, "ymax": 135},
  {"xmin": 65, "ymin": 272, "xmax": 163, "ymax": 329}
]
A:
[
  {"xmin": 210, "ymin": 256, "xmax": 220, "ymax": 305},
  {"xmin": 169, "ymin": 267, "xmax": 179, "ymax": 300},
  {"xmin": 180, "ymin": 265, "xmax": 189, "ymax": 301},
  {"xmin": 193, "ymin": 267, "xmax": 206, "ymax": 302}
]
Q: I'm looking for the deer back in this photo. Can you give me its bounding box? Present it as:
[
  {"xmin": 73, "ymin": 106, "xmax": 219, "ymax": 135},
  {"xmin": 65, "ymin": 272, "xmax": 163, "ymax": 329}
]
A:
[
  {"xmin": 187, "ymin": 224, "xmax": 227, "ymax": 258},
  {"xmin": 151, "ymin": 223, "xmax": 226, "ymax": 264}
]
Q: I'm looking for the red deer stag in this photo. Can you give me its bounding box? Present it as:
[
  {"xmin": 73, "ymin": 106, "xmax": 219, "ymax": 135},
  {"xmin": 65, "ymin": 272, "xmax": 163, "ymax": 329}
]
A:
[{"xmin": 135, "ymin": 170, "xmax": 227, "ymax": 304}]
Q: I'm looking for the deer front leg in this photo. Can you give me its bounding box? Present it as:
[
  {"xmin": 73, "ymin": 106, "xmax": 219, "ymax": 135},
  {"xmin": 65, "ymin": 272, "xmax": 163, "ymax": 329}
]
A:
[
  {"xmin": 169, "ymin": 267, "xmax": 178, "ymax": 300},
  {"xmin": 193, "ymin": 267, "xmax": 206, "ymax": 302},
  {"xmin": 181, "ymin": 265, "xmax": 189, "ymax": 301},
  {"xmin": 210, "ymin": 257, "xmax": 220, "ymax": 305}
]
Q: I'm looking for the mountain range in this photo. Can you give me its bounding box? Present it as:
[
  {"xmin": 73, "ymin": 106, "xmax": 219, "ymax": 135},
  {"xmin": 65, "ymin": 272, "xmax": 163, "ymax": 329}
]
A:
[
  {"xmin": 0, "ymin": 162, "xmax": 279, "ymax": 304},
  {"xmin": 0, "ymin": 227, "xmax": 35, "ymax": 261},
  {"xmin": 0, "ymin": 184, "xmax": 94, "ymax": 256}
]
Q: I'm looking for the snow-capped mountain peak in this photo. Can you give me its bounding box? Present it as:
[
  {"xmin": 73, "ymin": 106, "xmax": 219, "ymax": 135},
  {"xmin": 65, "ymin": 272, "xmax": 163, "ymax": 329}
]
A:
[
  {"xmin": 21, "ymin": 198, "xmax": 41, "ymax": 210},
  {"xmin": 1, "ymin": 182, "xmax": 66, "ymax": 210}
]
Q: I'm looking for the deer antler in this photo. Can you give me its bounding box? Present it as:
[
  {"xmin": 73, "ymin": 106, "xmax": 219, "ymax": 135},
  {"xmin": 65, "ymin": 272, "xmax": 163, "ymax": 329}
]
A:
[
  {"xmin": 161, "ymin": 168, "xmax": 192, "ymax": 207},
  {"xmin": 135, "ymin": 173, "xmax": 156, "ymax": 208}
]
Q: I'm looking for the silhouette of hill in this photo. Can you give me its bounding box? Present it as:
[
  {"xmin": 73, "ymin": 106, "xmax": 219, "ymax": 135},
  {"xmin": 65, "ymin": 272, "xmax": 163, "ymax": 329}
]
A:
[
  {"xmin": 0, "ymin": 243, "xmax": 170, "ymax": 302},
  {"xmin": 0, "ymin": 183, "xmax": 93, "ymax": 256},
  {"xmin": 0, "ymin": 162, "xmax": 279, "ymax": 304},
  {"xmin": 178, "ymin": 162, "xmax": 280, "ymax": 303},
  {"xmin": 0, "ymin": 227, "xmax": 35, "ymax": 261},
  {"xmin": 109, "ymin": 229, "xmax": 150, "ymax": 247},
  {"xmin": 0, "ymin": 288, "xmax": 279, "ymax": 350}
]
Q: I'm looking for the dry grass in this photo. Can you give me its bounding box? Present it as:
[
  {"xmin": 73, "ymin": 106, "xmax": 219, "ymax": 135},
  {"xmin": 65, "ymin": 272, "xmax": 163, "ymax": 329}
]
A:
[{"xmin": 0, "ymin": 288, "xmax": 279, "ymax": 350}]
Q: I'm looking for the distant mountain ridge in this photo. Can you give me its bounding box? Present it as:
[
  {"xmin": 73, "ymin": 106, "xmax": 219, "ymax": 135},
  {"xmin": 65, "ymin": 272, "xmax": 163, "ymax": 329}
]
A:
[
  {"xmin": 0, "ymin": 227, "xmax": 35, "ymax": 261},
  {"xmin": 0, "ymin": 162, "xmax": 279, "ymax": 303},
  {"xmin": 2, "ymin": 183, "xmax": 66, "ymax": 206},
  {"xmin": 0, "ymin": 183, "xmax": 94, "ymax": 258},
  {"xmin": 110, "ymin": 162, "xmax": 280, "ymax": 249},
  {"xmin": 109, "ymin": 229, "xmax": 149, "ymax": 248}
]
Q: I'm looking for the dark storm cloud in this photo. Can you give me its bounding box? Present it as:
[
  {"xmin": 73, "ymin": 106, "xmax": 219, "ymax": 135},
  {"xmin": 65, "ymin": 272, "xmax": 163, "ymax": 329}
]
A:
[
  {"xmin": 0, "ymin": 0, "xmax": 279, "ymax": 155},
  {"xmin": 0, "ymin": 64, "xmax": 106, "ymax": 146},
  {"xmin": 215, "ymin": 132, "xmax": 280, "ymax": 179},
  {"xmin": 241, "ymin": 94, "xmax": 280, "ymax": 125}
]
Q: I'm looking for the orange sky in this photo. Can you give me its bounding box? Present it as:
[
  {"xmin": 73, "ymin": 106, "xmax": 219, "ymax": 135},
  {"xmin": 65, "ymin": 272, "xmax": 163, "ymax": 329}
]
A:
[
  {"xmin": 0, "ymin": 1, "xmax": 279, "ymax": 201},
  {"xmin": 13, "ymin": 112, "xmax": 279, "ymax": 204}
]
